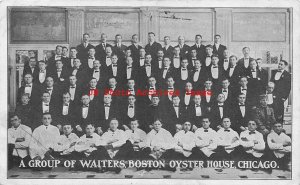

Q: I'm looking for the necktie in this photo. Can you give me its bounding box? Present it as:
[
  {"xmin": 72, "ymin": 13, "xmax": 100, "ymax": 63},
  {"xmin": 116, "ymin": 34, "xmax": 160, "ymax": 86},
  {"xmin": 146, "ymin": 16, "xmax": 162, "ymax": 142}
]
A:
[
  {"xmin": 218, "ymin": 104, "xmax": 223, "ymax": 107},
  {"xmin": 94, "ymin": 70, "xmax": 99, "ymax": 73},
  {"xmin": 127, "ymin": 66, "xmax": 132, "ymax": 69},
  {"xmin": 182, "ymin": 68, "xmax": 187, "ymax": 71},
  {"xmin": 213, "ymin": 66, "xmax": 218, "ymax": 68},
  {"xmin": 105, "ymin": 104, "xmax": 110, "ymax": 107},
  {"xmin": 223, "ymin": 89, "xmax": 227, "ymax": 92},
  {"xmin": 129, "ymin": 105, "xmax": 134, "ymax": 108},
  {"xmin": 25, "ymin": 84, "xmax": 31, "ymax": 87},
  {"xmin": 249, "ymin": 131, "xmax": 255, "ymax": 135},
  {"xmin": 70, "ymin": 86, "xmax": 75, "ymax": 88},
  {"xmin": 86, "ymin": 135, "xmax": 93, "ymax": 138},
  {"xmin": 204, "ymin": 129, "xmax": 208, "ymax": 132},
  {"xmin": 224, "ymin": 129, "xmax": 230, "ymax": 132},
  {"xmin": 44, "ymin": 104, "xmax": 49, "ymax": 106}
]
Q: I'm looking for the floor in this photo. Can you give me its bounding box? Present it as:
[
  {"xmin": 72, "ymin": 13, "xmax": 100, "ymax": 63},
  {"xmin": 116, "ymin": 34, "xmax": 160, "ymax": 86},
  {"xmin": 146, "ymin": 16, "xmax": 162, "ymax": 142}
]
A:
[{"xmin": 8, "ymin": 166, "xmax": 291, "ymax": 179}]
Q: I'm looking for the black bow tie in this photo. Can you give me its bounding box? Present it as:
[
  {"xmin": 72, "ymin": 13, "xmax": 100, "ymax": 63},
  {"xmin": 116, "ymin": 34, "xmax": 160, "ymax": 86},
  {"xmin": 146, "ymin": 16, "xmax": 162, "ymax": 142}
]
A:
[
  {"xmin": 127, "ymin": 66, "xmax": 132, "ymax": 69},
  {"xmin": 196, "ymin": 104, "xmax": 200, "ymax": 107},
  {"xmin": 224, "ymin": 60, "xmax": 229, "ymax": 62},
  {"xmin": 164, "ymin": 68, "xmax": 168, "ymax": 70},
  {"xmin": 113, "ymin": 65, "xmax": 117, "ymax": 67},
  {"xmin": 218, "ymin": 104, "xmax": 224, "ymax": 107},
  {"xmin": 86, "ymin": 135, "xmax": 93, "ymax": 138},
  {"xmin": 249, "ymin": 131, "xmax": 255, "ymax": 135},
  {"xmin": 145, "ymin": 64, "xmax": 151, "ymax": 67},
  {"xmin": 173, "ymin": 105, "xmax": 179, "ymax": 107},
  {"xmin": 129, "ymin": 105, "xmax": 134, "ymax": 108},
  {"xmin": 70, "ymin": 86, "xmax": 75, "ymax": 88},
  {"xmin": 168, "ymin": 87, "xmax": 174, "ymax": 90},
  {"xmin": 44, "ymin": 104, "xmax": 49, "ymax": 106},
  {"xmin": 239, "ymin": 104, "xmax": 245, "ymax": 106},
  {"xmin": 224, "ymin": 129, "xmax": 230, "ymax": 132},
  {"xmin": 149, "ymin": 87, "xmax": 154, "ymax": 90},
  {"xmin": 204, "ymin": 129, "xmax": 208, "ymax": 132},
  {"xmin": 213, "ymin": 66, "xmax": 218, "ymax": 68},
  {"xmin": 89, "ymin": 57, "xmax": 95, "ymax": 59},
  {"xmin": 140, "ymin": 58, "xmax": 145, "ymax": 59},
  {"xmin": 83, "ymin": 105, "xmax": 89, "ymax": 108},
  {"xmin": 251, "ymin": 70, "xmax": 256, "ymax": 72},
  {"xmin": 222, "ymin": 89, "xmax": 227, "ymax": 92},
  {"xmin": 242, "ymin": 88, "xmax": 247, "ymax": 91},
  {"xmin": 105, "ymin": 104, "xmax": 110, "ymax": 107},
  {"xmin": 25, "ymin": 84, "xmax": 31, "ymax": 87},
  {"xmin": 182, "ymin": 68, "xmax": 187, "ymax": 71},
  {"xmin": 94, "ymin": 71, "xmax": 99, "ymax": 73}
]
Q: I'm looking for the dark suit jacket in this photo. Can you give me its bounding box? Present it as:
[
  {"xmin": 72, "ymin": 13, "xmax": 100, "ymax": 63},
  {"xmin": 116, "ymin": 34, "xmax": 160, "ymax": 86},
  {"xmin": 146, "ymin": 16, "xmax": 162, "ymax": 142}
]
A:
[
  {"xmin": 55, "ymin": 101, "xmax": 76, "ymax": 126},
  {"xmin": 215, "ymin": 87, "xmax": 234, "ymax": 106},
  {"xmin": 144, "ymin": 104, "xmax": 165, "ymax": 132},
  {"xmin": 113, "ymin": 44, "xmax": 127, "ymax": 59},
  {"xmin": 121, "ymin": 103, "xmax": 144, "ymax": 127},
  {"xmin": 22, "ymin": 65, "xmax": 38, "ymax": 78},
  {"xmin": 127, "ymin": 44, "xmax": 142, "ymax": 61},
  {"xmin": 187, "ymin": 103, "xmax": 209, "ymax": 127},
  {"xmin": 17, "ymin": 83, "xmax": 42, "ymax": 106},
  {"xmin": 145, "ymin": 42, "xmax": 162, "ymax": 59},
  {"xmin": 176, "ymin": 44, "xmax": 190, "ymax": 58},
  {"xmin": 32, "ymin": 101, "xmax": 58, "ymax": 128},
  {"xmin": 74, "ymin": 103, "xmax": 98, "ymax": 128},
  {"xmin": 231, "ymin": 103, "xmax": 252, "ymax": 133},
  {"xmin": 237, "ymin": 57, "xmax": 255, "ymax": 71},
  {"xmin": 174, "ymin": 67, "xmax": 192, "ymax": 89},
  {"xmin": 190, "ymin": 44, "xmax": 206, "ymax": 62},
  {"xmin": 121, "ymin": 65, "xmax": 139, "ymax": 85},
  {"xmin": 95, "ymin": 43, "xmax": 113, "ymax": 61},
  {"xmin": 76, "ymin": 43, "xmax": 94, "ymax": 61},
  {"xmin": 270, "ymin": 70, "xmax": 291, "ymax": 100},
  {"xmin": 163, "ymin": 45, "xmax": 174, "ymax": 57},
  {"xmin": 137, "ymin": 65, "xmax": 158, "ymax": 89},
  {"xmin": 213, "ymin": 44, "xmax": 227, "ymax": 60},
  {"xmin": 15, "ymin": 104, "xmax": 33, "ymax": 128},
  {"xmin": 163, "ymin": 103, "xmax": 187, "ymax": 135},
  {"xmin": 32, "ymin": 69, "xmax": 51, "ymax": 86},
  {"xmin": 245, "ymin": 68, "xmax": 266, "ymax": 99},
  {"xmin": 106, "ymin": 64, "xmax": 125, "ymax": 83},
  {"xmin": 49, "ymin": 68, "xmax": 70, "ymax": 85},
  {"xmin": 41, "ymin": 85, "xmax": 63, "ymax": 107},
  {"xmin": 98, "ymin": 103, "xmax": 120, "ymax": 130},
  {"xmin": 70, "ymin": 67, "xmax": 89, "ymax": 85},
  {"xmin": 206, "ymin": 65, "xmax": 225, "ymax": 89},
  {"xmin": 158, "ymin": 66, "xmax": 176, "ymax": 87},
  {"xmin": 63, "ymin": 58, "xmax": 76, "ymax": 71},
  {"xmin": 224, "ymin": 65, "xmax": 244, "ymax": 88},
  {"xmin": 87, "ymin": 67, "xmax": 108, "ymax": 89},
  {"xmin": 190, "ymin": 67, "xmax": 208, "ymax": 89},
  {"xmin": 209, "ymin": 102, "xmax": 231, "ymax": 130},
  {"xmin": 63, "ymin": 84, "xmax": 83, "ymax": 106}
]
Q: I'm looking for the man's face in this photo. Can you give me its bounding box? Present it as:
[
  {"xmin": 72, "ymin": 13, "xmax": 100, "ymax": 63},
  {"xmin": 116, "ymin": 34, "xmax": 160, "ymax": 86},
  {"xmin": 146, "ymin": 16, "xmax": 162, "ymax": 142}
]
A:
[
  {"xmin": 62, "ymin": 48, "xmax": 68, "ymax": 56},
  {"xmin": 222, "ymin": 80, "xmax": 230, "ymax": 89},
  {"xmin": 110, "ymin": 120, "xmax": 119, "ymax": 131},
  {"xmin": 39, "ymin": 62, "xmax": 46, "ymax": 70},
  {"xmin": 222, "ymin": 118, "xmax": 231, "ymax": 129},
  {"xmin": 174, "ymin": 48, "xmax": 180, "ymax": 56},
  {"xmin": 229, "ymin": 57, "xmax": 237, "ymax": 66},
  {"xmin": 195, "ymin": 35, "xmax": 202, "ymax": 44},
  {"xmin": 217, "ymin": 94, "xmax": 225, "ymax": 103},
  {"xmin": 42, "ymin": 93, "xmax": 50, "ymax": 102},
  {"xmin": 81, "ymin": 95, "xmax": 90, "ymax": 105},
  {"xmin": 185, "ymin": 83, "xmax": 192, "ymax": 91},
  {"xmin": 157, "ymin": 51, "xmax": 164, "ymax": 58},
  {"xmin": 278, "ymin": 61, "xmax": 286, "ymax": 70},
  {"xmin": 83, "ymin": 34, "xmax": 90, "ymax": 42},
  {"xmin": 88, "ymin": 49, "xmax": 95, "ymax": 56},
  {"xmin": 63, "ymin": 125, "xmax": 72, "ymax": 135},
  {"xmin": 223, "ymin": 50, "xmax": 229, "ymax": 58},
  {"xmin": 24, "ymin": 75, "xmax": 33, "ymax": 84},
  {"xmin": 242, "ymin": 48, "xmax": 250, "ymax": 56},
  {"xmin": 238, "ymin": 94, "xmax": 246, "ymax": 104},
  {"xmin": 181, "ymin": 59, "xmax": 188, "ymax": 68},
  {"xmin": 153, "ymin": 120, "xmax": 162, "ymax": 131},
  {"xmin": 10, "ymin": 116, "xmax": 21, "ymax": 128},
  {"xmin": 111, "ymin": 55, "xmax": 118, "ymax": 64},
  {"xmin": 260, "ymin": 98, "xmax": 268, "ymax": 107},
  {"xmin": 127, "ymin": 80, "xmax": 135, "ymax": 89},
  {"xmin": 126, "ymin": 57, "xmax": 133, "ymax": 66},
  {"xmin": 178, "ymin": 36, "xmax": 185, "ymax": 45},
  {"xmin": 167, "ymin": 78, "xmax": 174, "ymax": 87},
  {"xmin": 28, "ymin": 51, "xmax": 35, "ymax": 58},
  {"xmin": 42, "ymin": 114, "xmax": 52, "ymax": 126},
  {"xmin": 148, "ymin": 33, "xmax": 155, "ymax": 42},
  {"xmin": 194, "ymin": 60, "xmax": 201, "ymax": 69},
  {"xmin": 103, "ymin": 95, "xmax": 112, "ymax": 104},
  {"xmin": 212, "ymin": 57, "xmax": 219, "ymax": 65},
  {"xmin": 69, "ymin": 76, "xmax": 77, "ymax": 85},
  {"xmin": 63, "ymin": 94, "xmax": 71, "ymax": 103},
  {"xmin": 140, "ymin": 49, "xmax": 146, "ymax": 57},
  {"xmin": 116, "ymin": 35, "xmax": 122, "ymax": 43},
  {"xmin": 204, "ymin": 81, "xmax": 212, "ymax": 89},
  {"xmin": 163, "ymin": 58, "xmax": 171, "ymax": 67},
  {"xmin": 202, "ymin": 118, "xmax": 210, "ymax": 129},
  {"xmin": 191, "ymin": 50, "xmax": 197, "ymax": 57},
  {"xmin": 164, "ymin": 37, "xmax": 170, "ymax": 45},
  {"xmin": 101, "ymin": 34, "xmax": 107, "ymax": 42},
  {"xmin": 149, "ymin": 78, "xmax": 156, "ymax": 86},
  {"xmin": 214, "ymin": 35, "xmax": 221, "ymax": 43},
  {"xmin": 108, "ymin": 79, "xmax": 117, "ymax": 87},
  {"xmin": 130, "ymin": 121, "xmax": 139, "ymax": 130},
  {"xmin": 273, "ymin": 123, "xmax": 283, "ymax": 134},
  {"xmin": 70, "ymin": 49, "xmax": 77, "ymax": 57},
  {"xmin": 106, "ymin": 47, "xmax": 112, "ymax": 56},
  {"xmin": 183, "ymin": 122, "xmax": 191, "ymax": 132},
  {"xmin": 85, "ymin": 125, "xmax": 95, "ymax": 136},
  {"xmin": 74, "ymin": 59, "xmax": 81, "ymax": 67},
  {"xmin": 172, "ymin": 97, "xmax": 180, "ymax": 105},
  {"xmin": 151, "ymin": 97, "xmax": 159, "ymax": 105},
  {"xmin": 125, "ymin": 50, "xmax": 131, "ymax": 57},
  {"xmin": 128, "ymin": 96, "xmax": 136, "ymax": 105},
  {"xmin": 29, "ymin": 59, "xmax": 37, "ymax": 67},
  {"xmin": 56, "ymin": 47, "xmax": 62, "ymax": 55},
  {"xmin": 46, "ymin": 77, "xmax": 54, "ymax": 87},
  {"xmin": 248, "ymin": 121, "xmax": 257, "ymax": 131},
  {"xmin": 89, "ymin": 79, "xmax": 97, "ymax": 88},
  {"xmin": 132, "ymin": 35, "xmax": 139, "ymax": 43},
  {"xmin": 56, "ymin": 61, "xmax": 63, "ymax": 69},
  {"xmin": 250, "ymin": 61, "xmax": 257, "ymax": 69},
  {"xmin": 267, "ymin": 84, "xmax": 274, "ymax": 92},
  {"xmin": 93, "ymin": 60, "xmax": 101, "ymax": 68},
  {"xmin": 206, "ymin": 47, "xmax": 213, "ymax": 55},
  {"xmin": 257, "ymin": 59, "xmax": 262, "ymax": 67},
  {"xmin": 194, "ymin": 95, "xmax": 201, "ymax": 105},
  {"xmin": 21, "ymin": 95, "xmax": 30, "ymax": 105},
  {"xmin": 239, "ymin": 78, "xmax": 248, "ymax": 87}
]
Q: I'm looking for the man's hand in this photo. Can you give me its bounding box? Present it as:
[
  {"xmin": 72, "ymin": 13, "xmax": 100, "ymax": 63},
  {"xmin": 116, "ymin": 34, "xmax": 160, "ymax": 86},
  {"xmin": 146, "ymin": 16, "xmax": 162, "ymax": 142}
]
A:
[
  {"xmin": 70, "ymin": 142, "xmax": 76, "ymax": 147},
  {"xmin": 217, "ymin": 125, "xmax": 222, "ymax": 130},
  {"xmin": 241, "ymin": 137, "xmax": 248, "ymax": 141},
  {"xmin": 76, "ymin": 126, "xmax": 83, "ymax": 132},
  {"xmin": 105, "ymin": 144, "xmax": 113, "ymax": 150},
  {"xmin": 96, "ymin": 127, "xmax": 103, "ymax": 135},
  {"xmin": 283, "ymin": 141, "xmax": 291, "ymax": 147},
  {"xmin": 178, "ymin": 141, "xmax": 183, "ymax": 147},
  {"xmin": 123, "ymin": 125, "xmax": 130, "ymax": 130},
  {"xmin": 15, "ymin": 137, "xmax": 25, "ymax": 142},
  {"xmin": 231, "ymin": 137, "xmax": 238, "ymax": 143},
  {"xmin": 253, "ymin": 140, "xmax": 258, "ymax": 144},
  {"xmin": 57, "ymin": 124, "xmax": 62, "ymax": 132},
  {"xmin": 240, "ymin": 126, "xmax": 246, "ymax": 131},
  {"xmin": 192, "ymin": 125, "xmax": 198, "ymax": 132}
]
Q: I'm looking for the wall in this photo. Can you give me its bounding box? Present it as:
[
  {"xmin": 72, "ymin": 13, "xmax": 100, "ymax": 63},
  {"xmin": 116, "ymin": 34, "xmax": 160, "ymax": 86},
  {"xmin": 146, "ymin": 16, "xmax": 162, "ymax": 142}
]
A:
[{"xmin": 7, "ymin": 7, "xmax": 292, "ymax": 111}]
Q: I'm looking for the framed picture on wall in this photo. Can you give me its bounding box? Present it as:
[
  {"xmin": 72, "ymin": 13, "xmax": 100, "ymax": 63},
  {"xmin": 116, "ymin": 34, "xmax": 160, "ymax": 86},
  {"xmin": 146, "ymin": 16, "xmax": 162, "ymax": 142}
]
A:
[
  {"xmin": 16, "ymin": 50, "xmax": 38, "ymax": 65},
  {"xmin": 9, "ymin": 8, "xmax": 68, "ymax": 43}
]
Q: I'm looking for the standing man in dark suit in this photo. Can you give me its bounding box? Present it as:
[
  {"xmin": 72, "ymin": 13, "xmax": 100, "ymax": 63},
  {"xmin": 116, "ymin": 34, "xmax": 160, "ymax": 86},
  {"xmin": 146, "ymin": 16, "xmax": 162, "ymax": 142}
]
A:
[
  {"xmin": 225, "ymin": 55, "xmax": 244, "ymax": 89},
  {"xmin": 158, "ymin": 56, "xmax": 176, "ymax": 87},
  {"xmin": 174, "ymin": 57, "xmax": 191, "ymax": 90},
  {"xmin": 70, "ymin": 58, "xmax": 89, "ymax": 85},
  {"xmin": 137, "ymin": 53, "xmax": 158, "ymax": 89},
  {"xmin": 17, "ymin": 73, "xmax": 41, "ymax": 106},
  {"xmin": 42, "ymin": 77, "xmax": 63, "ymax": 107},
  {"xmin": 213, "ymin": 34, "xmax": 227, "ymax": 61},
  {"xmin": 145, "ymin": 32, "xmax": 162, "ymax": 59},
  {"xmin": 95, "ymin": 33, "xmax": 113, "ymax": 61},
  {"xmin": 55, "ymin": 92, "xmax": 76, "ymax": 130},
  {"xmin": 47, "ymin": 45, "xmax": 63, "ymax": 71},
  {"xmin": 87, "ymin": 60, "xmax": 107, "ymax": 89},
  {"xmin": 190, "ymin": 34, "xmax": 206, "ymax": 63},
  {"xmin": 76, "ymin": 33, "xmax": 94, "ymax": 61},
  {"xmin": 191, "ymin": 60, "xmax": 208, "ymax": 90},
  {"xmin": 34, "ymin": 60, "xmax": 50, "ymax": 86},
  {"xmin": 127, "ymin": 34, "xmax": 142, "ymax": 62},
  {"xmin": 187, "ymin": 94, "xmax": 208, "ymax": 129},
  {"xmin": 207, "ymin": 54, "xmax": 225, "ymax": 90},
  {"xmin": 256, "ymin": 58, "xmax": 268, "ymax": 92},
  {"xmin": 64, "ymin": 75, "xmax": 83, "ymax": 106},
  {"xmin": 162, "ymin": 36, "xmax": 174, "ymax": 57},
  {"xmin": 220, "ymin": 49, "xmax": 230, "ymax": 71},
  {"xmin": 23, "ymin": 57, "xmax": 38, "ymax": 78},
  {"xmin": 270, "ymin": 60, "xmax": 291, "ymax": 121},
  {"xmin": 113, "ymin": 34, "xmax": 127, "ymax": 59},
  {"xmin": 64, "ymin": 47, "xmax": 77, "ymax": 71},
  {"xmin": 49, "ymin": 60, "xmax": 70, "ymax": 86},
  {"xmin": 209, "ymin": 93, "xmax": 231, "ymax": 130},
  {"xmin": 176, "ymin": 36, "xmax": 190, "ymax": 58},
  {"xmin": 237, "ymin": 47, "xmax": 254, "ymax": 70}
]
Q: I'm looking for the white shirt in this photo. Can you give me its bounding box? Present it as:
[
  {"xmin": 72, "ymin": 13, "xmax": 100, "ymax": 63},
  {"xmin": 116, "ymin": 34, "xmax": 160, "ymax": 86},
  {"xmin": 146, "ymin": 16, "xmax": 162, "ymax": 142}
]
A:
[
  {"xmin": 39, "ymin": 70, "xmax": 46, "ymax": 83},
  {"xmin": 106, "ymin": 57, "xmax": 112, "ymax": 67},
  {"xmin": 62, "ymin": 103, "xmax": 69, "ymax": 115},
  {"xmin": 173, "ymin": 57, "xmax": 180, "ymax": 68},
  {"xmin": 104, "ymin": 104, "xmax": 110, "ymax": 120},
  {"xmin": 158, "ymin": 59, "xmax": 163, "ymax": 69},
  {"xmin": 266, "ymin": 92, "xmax": 274, "ymax": 105},
  {"xmin": 88, "ymin": 57, "xmax": 95, "ymax": 69},
  {"xmin": 193, "ymin": 69, "xmax": 200, "ymax": 82},
  {"xmin": 69, "ymin": 85, "xmax": 76, "ymax": 101},
  {"xmin": 173, "ymin": 105, "xmax": 179, "ymax": 118},
  {"xmin": 24, "ymin": 83, "xmax": 33, "ymax": 96},
  {"xmin": 139, "ymin": 58, "xmax": 145, "ymax": 66},
  {"xmin": 239, "ymin": 103, "xmax": 246, "ymax": 117},
  {"xmin": 205, "ymin": 57, "xmax": 211, "ymax": 66},
  {"xmin": 205, "ymin": 89, "xmax": 211, "ymax": 102},
  {"xmin": 211, "ymin": 65, "xmax": 219, "ymax": 79},
  {"xmin": 181, "ymin": 68, "xmax": 188, "ymax": 80},
  {"xmin": 55, "ymin": 55, "xmax": 61, "ymax": 60},
  {"xmin": 54, "ymin": 133, "xmax": 79, "ymax": 155},
  {"xmin": 244, "ymin": 58, "xmax": 250, "ymax": 68},
  {"xmin": 222, "ymin": 88, "xmax": 229, "ymax": 100},
  {"xmin": 70, "ymin": 58, "xmax": 75, "ymax": 67},
  {"xmin": 127, "ymin": 104, "xmax": 135, "ymax": 118},
  {"xmin": 167, "ymin": 87, "xmax": 174, "ymax": 101},
  {"xmin": 75, "ymin": 133, "xmax": 101, "ymax": 157},
  {"xmin": 162, "ymin": 67, "xmax": 169, "ymax": 79},
  {"xmin": 240, "ymin": 130, "xmax": 265, "ymax": 158},
  {"xmin": 251, "ymin": 69, "xmax": 257, "ymax": 78},
  {"xmin": 93, "ymin": 69, "xmax": 100, "ymax": 81},
  {"xmin": 145, "ymin": 65, "xmax": 151, "ymax": 77},
  {"xmin": 174, "ymin": 130, "xmax": 196, "ymax": 157},
  {"xmin": 267, "ymin": 132, "xmax": 291, "ymax": 158},
  {"xmin": 8, "ymin": 124, "xmax": 32, "ymax": 158},
  {"xmin": 99, "ymin": 129, "xmax": 127, "ymax": 158},
  {"xmin": 223, "ymin": 59, "xmax": 229, "ymax": 70},
  {"xmin": 215, "ymin": 43, "xmax": 220, "ymax": 51},
  {"xmin": 125, "ymin": 128, "xmax": 147, "ymax": 148},
  {"xmin": 195, "ymin": 127, "xmax": 218, "ymax": 157},
  {"xmin": 72, "ymin": 68, "xmax": 78, "ymax": 76},
  {"xmin": 217, "ymin": 128, "xmax": 240, "ymax": 153},
  {"xmin": 218, "ymin": 103, "xmax": 224, "ymax": 118},
  {"xmin": 195, "ymin": 104, "xmax": 202, "ymax": 116},
  {"xmin": 29, "ymin": 125, "xmax": 60, "ymax": 159},
  {"xmin": 42, "ymin": 102, "xmax": 50, "ymax": 113},
  {"xmin": 229, "ymin": 66, "xmax": 235, "ymax": 77},
  {"xmin": 274, "ymin": 70, "xmax": 283, "ymax": 80},
  {"xmin": 184, "ymin": 94, "xmax": 191, "ymax": 106},
  {"xmin": 126, "ymin": 66, "xmax": 132, "ymax": 79},
  {"xmin": 112, "ymin": 64, "xmax": 117, "ymax": 77},
  {"xmin": 142, "ymin": 128, "xmax": 175, "ymax": 150},
  {"xmin": 82, "ymin": 106, "xmax": 89, "ymax": 119},
  {"xmin": 57, "ymin": 69, "xmax": 62, "ymax": 78}
]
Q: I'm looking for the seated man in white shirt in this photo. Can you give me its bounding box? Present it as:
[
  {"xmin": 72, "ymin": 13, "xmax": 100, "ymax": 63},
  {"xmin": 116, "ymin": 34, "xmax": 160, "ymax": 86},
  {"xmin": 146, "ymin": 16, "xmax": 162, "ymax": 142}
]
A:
[
  {"xmin": 8, "ymin": 114, "xmax": 32, "ymax": 169},
  {"xmin": 29, "ymin": 113, "xmax": 60, "ymax": 170},
  {"xmin": 53, "ymin": 123, "xmax": 79, "ymax": 160},
  {"xmin": 215, "ymin": 117, "xmax": 240, "ymax": 161},
  {"xmin": 124, "ymin": 119, "xmax": 147, "ymax": 160},
  {"xmin": 267, "ymin": 122, "xmax": 291, "ymax": 171},
  {"xmin": 140, "ymin": 119, "xmax": 176, "ymax": 171},
  {"xmin": 237, "ymin": 120, "xmax": 266, "ymax": 164},
  {"xmin": 72, "ymin": 123, "xmax": 101, "ymax": 171},
  {"xmin": 191, "ymin": 117, "xmax": 218, "ymax": 161},
  {"xmin": 173, "ymin": 121, "xmax": 196, "ymax": 161}
]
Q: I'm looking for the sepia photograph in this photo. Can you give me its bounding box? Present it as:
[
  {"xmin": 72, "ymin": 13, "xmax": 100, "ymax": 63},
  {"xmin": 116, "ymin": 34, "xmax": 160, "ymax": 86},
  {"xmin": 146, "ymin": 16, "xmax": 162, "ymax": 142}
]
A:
[{"xmin": 2, "ymin": 0, "xmax": 299, "ymax": 183}]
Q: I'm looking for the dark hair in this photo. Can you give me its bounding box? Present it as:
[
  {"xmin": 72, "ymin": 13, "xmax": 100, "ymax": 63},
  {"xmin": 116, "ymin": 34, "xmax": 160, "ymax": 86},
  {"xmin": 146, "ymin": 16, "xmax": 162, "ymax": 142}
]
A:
[
  {"xmin": 148, "ymin": 32, "xmax": 155, "ymax": 36},
  {"xmin": 195, "ymin": 34, "xmax": 202, "ymax": 39}
]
